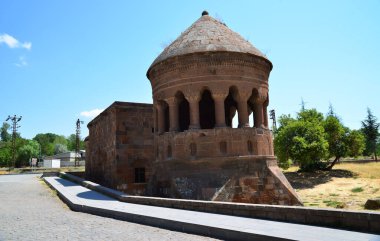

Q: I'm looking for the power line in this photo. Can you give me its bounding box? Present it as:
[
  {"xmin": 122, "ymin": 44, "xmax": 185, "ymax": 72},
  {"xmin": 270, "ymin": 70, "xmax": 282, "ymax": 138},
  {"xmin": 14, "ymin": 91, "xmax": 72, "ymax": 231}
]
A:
[{"xmin": 5, "ymin": 115, "xmax": 22, "ymax": 170}]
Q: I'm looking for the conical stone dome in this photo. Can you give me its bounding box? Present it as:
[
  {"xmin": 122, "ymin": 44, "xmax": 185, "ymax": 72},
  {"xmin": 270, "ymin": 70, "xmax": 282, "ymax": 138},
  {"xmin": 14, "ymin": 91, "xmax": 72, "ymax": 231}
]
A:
[{"xmin": 150, "ymin": 12, "xmax": 270, "ymax": 68}]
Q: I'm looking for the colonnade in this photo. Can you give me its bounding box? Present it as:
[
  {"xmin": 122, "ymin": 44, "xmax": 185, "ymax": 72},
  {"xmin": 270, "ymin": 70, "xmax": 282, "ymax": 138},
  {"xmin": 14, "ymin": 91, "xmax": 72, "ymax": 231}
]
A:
[{"xmin": 155, "ymin": 88, "xmax": 269, "ymax": 134}]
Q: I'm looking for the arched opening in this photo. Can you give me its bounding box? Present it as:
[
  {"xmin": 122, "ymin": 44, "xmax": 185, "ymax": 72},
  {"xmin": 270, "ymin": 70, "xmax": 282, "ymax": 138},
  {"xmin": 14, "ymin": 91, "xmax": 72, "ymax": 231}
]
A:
[
  {"xmin": 248, "ymin": 101, "xmax": 255, "ymax": 127},
  {"xmin": 263, "ymin": 94, "xmax": 269, "ymax": 128},
  {"xmin": 224, "ymin": 87, "xmax": 238, "ymax": 128},
  {"xmin": 176, "ymin": 92, "xmax": 190, "ymax": 132},
  {"xmin": 199, "ymin": 89, "xmax": 215, "ymax": 129}
]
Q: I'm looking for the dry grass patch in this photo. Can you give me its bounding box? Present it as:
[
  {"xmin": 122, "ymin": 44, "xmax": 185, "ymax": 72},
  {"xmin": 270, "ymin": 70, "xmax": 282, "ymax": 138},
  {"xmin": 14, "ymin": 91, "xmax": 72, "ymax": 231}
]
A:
[
  {"xmin": 337, "ymin": 162, "xmax": 380, "ymax": 179},
  {"xmin": 284, "ymin": 162, "xmax": 380, "ymax": 211}
]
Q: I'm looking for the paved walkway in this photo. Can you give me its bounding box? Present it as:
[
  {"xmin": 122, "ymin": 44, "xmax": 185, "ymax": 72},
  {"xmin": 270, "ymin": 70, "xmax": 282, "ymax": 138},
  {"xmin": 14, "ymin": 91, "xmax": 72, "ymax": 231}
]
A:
[
  {"xmin": 44, "ymin": 176, "xmax": 380, "ymax": 241},
  {"xmin": 0, "ymin": 174, "xmax": 218, "ymax": 241}
]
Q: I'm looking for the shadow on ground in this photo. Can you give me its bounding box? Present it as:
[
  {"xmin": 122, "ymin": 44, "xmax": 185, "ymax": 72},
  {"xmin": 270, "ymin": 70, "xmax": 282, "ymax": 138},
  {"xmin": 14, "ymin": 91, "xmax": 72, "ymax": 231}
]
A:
[
  {"xmin": 77, "ymin": 190, "xmax": 114, "ymax": 201},
  {"xmin": 55, "ymin": 177, "xmax": 79, "ymax": 187},
  {"xmin": 285, "ymin": 169, "xmax": 357, "ymax": 189}
]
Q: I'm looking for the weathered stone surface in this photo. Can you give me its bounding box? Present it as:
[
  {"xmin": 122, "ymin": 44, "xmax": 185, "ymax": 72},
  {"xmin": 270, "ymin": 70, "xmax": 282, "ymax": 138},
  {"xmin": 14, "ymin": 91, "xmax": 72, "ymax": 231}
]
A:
[
  {"xmin": 365, "ymin": 199, "xmax": 380, "ymax": 210},
  {"xmin": 86, "ymin": 12, "xmax": 301, "ymax": 206},
  {"xmin": 86, "ymin": 102, "xmax": 154, "ymax": 195}
]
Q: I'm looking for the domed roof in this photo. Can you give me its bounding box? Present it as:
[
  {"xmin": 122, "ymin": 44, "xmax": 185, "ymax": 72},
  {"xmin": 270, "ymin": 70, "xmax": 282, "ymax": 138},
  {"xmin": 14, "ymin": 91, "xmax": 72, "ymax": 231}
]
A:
[{"xmin": 150, "ymin": 12, "xmax": 269, "ymax": 68}]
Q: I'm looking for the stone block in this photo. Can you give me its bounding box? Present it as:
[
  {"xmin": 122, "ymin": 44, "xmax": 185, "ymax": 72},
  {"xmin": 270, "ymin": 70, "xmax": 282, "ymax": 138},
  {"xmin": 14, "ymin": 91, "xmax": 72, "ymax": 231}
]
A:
[{"xmin": 365, "ymin": 199, "xmax": 380, "ymax": 210}]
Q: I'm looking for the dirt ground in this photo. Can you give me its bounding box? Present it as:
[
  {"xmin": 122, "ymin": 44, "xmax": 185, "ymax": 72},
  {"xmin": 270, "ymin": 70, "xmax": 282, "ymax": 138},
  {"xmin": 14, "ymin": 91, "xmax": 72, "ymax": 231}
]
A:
[{"xmin": 284, "ymin": 162, "xmax": 380, "ymax": 210}]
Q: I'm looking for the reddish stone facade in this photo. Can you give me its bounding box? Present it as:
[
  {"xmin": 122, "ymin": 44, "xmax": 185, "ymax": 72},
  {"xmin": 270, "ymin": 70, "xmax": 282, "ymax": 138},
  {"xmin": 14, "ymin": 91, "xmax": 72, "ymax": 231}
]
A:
[
  {"xmin": 85, "ymin": 12, "xmax": 302, "ymax": 205},
  {"xmin": 86, "ymin": 102, "xmax": 154, "ymax": 195}
]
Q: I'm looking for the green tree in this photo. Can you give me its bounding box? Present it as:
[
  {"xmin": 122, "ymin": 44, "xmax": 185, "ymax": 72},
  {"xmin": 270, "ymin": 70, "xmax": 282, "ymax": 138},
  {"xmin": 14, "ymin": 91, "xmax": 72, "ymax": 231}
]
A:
[
  {"xmin": 346, "ymin": 130, "xmax": 365, "ymax": 158},
  {"xmin": 275, "ymin": 114, "xmax": 295, "ymax": 133},
  {"xmin": 54, "ymin": 143, "xmax": 68, "ymax": 154},
  {"xmin": 275, "ymin": 106, "xmax": 369, "ymax": 172},
  {"xmin": 275, "ymin": 118, "xmax": 328, "ymax": 171},
  {"xmin": 66, "ymin": 134, "xmax": 85, "ymax": 151},
  {"xmin": 297, "ymin": 108, "xmax": 324, "ymax": 123},
  {"xmin": 0, "ymin": 142, "xmax": 11, "ymax": 167},
  {"xmin": 53, "ymin": 135, "xmax": 68, "ymax": 146},
  {"xmin": 1, "ymin": 122, "xmax": 11, "ymax": 142},
  {"xmin": 33, "ymin": 133, "xmax": 61, "ymax": 156},
  {"xmin": 323, "ymin": 114, "xmax": 348, "ymax": 170},
  {"xmin": 16, "ymin": 139, "xmax": 38, "ymax": 167},
  {"xmin": 66, "ymin": 134, "xmax": 77, "ymax": 151},
  {"xmin": 361, "ymin": 108, "xmax": 379, "ymax": 160}
]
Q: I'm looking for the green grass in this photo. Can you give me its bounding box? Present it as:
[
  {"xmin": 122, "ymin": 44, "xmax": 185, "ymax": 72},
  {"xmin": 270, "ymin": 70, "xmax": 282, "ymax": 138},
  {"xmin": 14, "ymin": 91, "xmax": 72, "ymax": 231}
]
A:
[
  {"xmin": 323, "ymin": 200, "xmax": 346, "ymax": 208},
  {"xmin": 329, "ymin": 193, "xmax": 339, "ymax": 197},
  {"xmin": 351, "ymin": 187, "xmax": 364, "ymax": 193}
]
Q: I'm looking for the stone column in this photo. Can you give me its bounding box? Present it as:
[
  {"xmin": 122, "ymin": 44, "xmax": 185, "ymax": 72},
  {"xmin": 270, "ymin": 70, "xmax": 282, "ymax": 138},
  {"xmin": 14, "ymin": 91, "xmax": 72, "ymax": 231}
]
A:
[
  {"xmin": 237, "ymin": 92, "xmax": 250, "ymax": 128},
  {"xmin": 156, "ymin": 103, "xmax": 165, "ymax": 134},
  {"xmin": 166, "ymin": 97, "xmax": 179, "ymax": 132},
  {"xmin": 185, "ymin": 93, "xmax": 200, "ymax": 130},
  {"xmin": 212, "ymin": 92, "xmax": 228, "ymax": 128},
  {"xmin": 253, "ymin": 93, "xmax": 266, "ymax": 128},
  {"xmin": 254, "ymin": 103, "xmax": 263, "ymax": 128},
  {"xmin": 263, "ymin": 105, "xmax": 268, "ymax": 128}
]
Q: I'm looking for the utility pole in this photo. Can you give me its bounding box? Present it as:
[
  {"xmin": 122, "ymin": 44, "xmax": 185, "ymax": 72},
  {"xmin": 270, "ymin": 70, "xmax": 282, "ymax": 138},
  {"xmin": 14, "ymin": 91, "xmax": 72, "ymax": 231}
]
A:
[
  {"xmin": 5, "ymin": 115, "xmax": 22, "ymax": 170},
  {"xmin": 269, "ymin": 109, "xmax": 276, "ymax": 132},
  {"xmin": 75, "ymin": 119, "xmax": 84, "ymax": 167}
]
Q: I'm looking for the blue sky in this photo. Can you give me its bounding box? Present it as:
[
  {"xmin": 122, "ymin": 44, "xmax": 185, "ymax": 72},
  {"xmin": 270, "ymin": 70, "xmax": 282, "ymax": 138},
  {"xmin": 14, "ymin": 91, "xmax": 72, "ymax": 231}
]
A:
[{"xmin": 1, "ymin": 1, "xmax": 379, "ymax": 139}]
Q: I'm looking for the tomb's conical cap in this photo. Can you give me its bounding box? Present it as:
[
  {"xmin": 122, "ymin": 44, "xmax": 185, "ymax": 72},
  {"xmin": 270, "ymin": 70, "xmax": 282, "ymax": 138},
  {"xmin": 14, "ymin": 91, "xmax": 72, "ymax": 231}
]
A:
[{"xmin": 149, "ymin": 11, "xmax": 270, "ymax": 69}]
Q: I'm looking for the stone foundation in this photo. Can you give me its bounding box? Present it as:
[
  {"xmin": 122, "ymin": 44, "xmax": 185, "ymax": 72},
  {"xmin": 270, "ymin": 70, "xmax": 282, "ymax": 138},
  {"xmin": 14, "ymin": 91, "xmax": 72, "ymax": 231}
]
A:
[{"xmin": 149, "ymin": 156, "xmax": 302, "ymax": 205}]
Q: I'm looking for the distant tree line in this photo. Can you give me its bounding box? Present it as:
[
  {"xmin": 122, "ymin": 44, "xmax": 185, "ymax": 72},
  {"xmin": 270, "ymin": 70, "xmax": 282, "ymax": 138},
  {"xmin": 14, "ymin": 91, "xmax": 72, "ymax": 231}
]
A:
[
  {"xmin": 0, "ymin": 126, "xmax": 85, "ymax": 167},
  {"xmin": 274, "ymin": 105, "xmax": 379, "ymax": 172}
]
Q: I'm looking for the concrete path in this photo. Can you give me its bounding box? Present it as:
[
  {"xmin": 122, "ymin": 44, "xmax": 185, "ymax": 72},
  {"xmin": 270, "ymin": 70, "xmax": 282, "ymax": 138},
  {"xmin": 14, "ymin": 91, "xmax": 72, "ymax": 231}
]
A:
[
  {"xmin": 44, "ymin": 176, "xmax": 380, "ymax": 241},
  {"xmin": 0, "ymin": 174, "xmax": 217, "ymax": 241}
]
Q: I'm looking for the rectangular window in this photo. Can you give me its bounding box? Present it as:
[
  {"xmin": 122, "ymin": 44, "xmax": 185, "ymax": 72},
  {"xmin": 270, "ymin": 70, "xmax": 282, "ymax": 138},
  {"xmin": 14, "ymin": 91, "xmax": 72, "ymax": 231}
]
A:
[{"xmin": 134, "ymin": 168, "xmax": 146, "ymax": 183}]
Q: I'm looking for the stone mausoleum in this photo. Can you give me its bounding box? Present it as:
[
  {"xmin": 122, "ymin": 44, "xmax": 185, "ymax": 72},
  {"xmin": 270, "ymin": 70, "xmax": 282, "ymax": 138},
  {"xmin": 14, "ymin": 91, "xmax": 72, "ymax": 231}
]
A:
[{"xmin": 85, "ymin": 12, "xmax": 302, "ymax": 205}]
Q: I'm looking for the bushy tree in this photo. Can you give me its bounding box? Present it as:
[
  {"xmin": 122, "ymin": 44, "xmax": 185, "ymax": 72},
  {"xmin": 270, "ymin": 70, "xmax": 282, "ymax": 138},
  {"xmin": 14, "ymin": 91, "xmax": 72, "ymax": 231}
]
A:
[
  {"xmin": 54, "ymin": 143, "xmax": 68, "ymax": 154},
  {"xmin": 66, "ymin": 134, "xmax": 85, "ymax": 151},
  {"xmin": 275, "ymin": 110, "xmax": 329, "ymax": 171},
  {"xmin": 297, "ymin": 108, "xmax": 324, "ymax": 123},
  {"xmin": 1, "ymin": 122, "xmax": 11, "ymax": 142},
  {"xmin": 66, "ymin": 134, "xmax": 77, "ymax": 151},
  {"xmin": 274, "ymin": 106, "xmax": 365, "ymax": 172},
  {"xmin": 0, "ymin": 142, "xmax": 11, "ymax": 167},
  {"xmin": 323, "ymin": 114, "xmax": 348, "ymax": 169},
  {"xmin": 346, "ymin": 130, "xmax": 365, "ymax": 158},
  {"xmin": 361, "ymin": 108, "xmax": 379, "ymax": 160},
  {"xmin": 16, "ymin": 140, "xmax": 39, "ymax": 167},
  {"xmin": 33, "ymin": 133, "xmax": 68, "ymax": 156}
]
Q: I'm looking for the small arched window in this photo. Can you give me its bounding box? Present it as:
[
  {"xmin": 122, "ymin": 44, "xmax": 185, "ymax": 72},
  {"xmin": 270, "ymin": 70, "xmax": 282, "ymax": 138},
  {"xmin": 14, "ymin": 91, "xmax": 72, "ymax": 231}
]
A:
[
  {"xmin": 167, "ymin": 145, "xmax": 172, "ymax": 159},
  {"xmin": 219, "ymin": 141, "xmax": 227, "ymax": 154},
  {"xmin": 247, "ymin": 140, "xmax": 253, "ymax": 155},
  {"xmin": 190, "ymin": 143, "xmax": 197, "ymax": 157}
]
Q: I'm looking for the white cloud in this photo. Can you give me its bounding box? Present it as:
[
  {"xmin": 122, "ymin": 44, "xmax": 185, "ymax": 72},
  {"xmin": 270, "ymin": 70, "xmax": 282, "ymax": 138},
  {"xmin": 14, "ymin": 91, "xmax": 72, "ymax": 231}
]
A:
[
  {"xmin": 21, "ymin": 42, "xmax": 32, "ymax": 50},
  {"xmin": 14, "ymin": 56, "xmax": 28, "ymax": 67},
  {"xmin": 0, "ymin": 33, "xmax": 32, "ymax": 50},
  {"xmin": 80, "ymin": 109, "xmax": 104, "ymax": 118}
]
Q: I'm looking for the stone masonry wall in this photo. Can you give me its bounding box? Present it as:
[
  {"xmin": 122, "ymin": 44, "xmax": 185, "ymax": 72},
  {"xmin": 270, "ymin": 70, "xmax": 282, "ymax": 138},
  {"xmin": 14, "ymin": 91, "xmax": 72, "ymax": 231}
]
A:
[
  {"xmin": 149, "ymin": 156, "xmax": 302, "ymax": 205},
  {"xmin": 86, "ymin": 102, "xmax": 154, "ymax": 194}
]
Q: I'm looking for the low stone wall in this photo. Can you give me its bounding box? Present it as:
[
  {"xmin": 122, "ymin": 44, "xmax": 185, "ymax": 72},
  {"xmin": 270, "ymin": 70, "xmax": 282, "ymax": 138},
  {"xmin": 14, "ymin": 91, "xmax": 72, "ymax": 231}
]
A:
[{"xmin": 58, "ymin": 172, "xmax": 380, "ymax": 234}]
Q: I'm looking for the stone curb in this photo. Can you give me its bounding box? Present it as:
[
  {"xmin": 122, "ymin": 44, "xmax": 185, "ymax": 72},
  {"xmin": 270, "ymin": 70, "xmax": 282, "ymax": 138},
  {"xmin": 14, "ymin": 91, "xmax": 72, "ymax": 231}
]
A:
[
  {"xmin": 42, "ymin": 176, "xmax": 290, "ymax": 241},
  {"xmin": 55, "ymin": 172, "xmax": 380, "ymax": 234}
]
